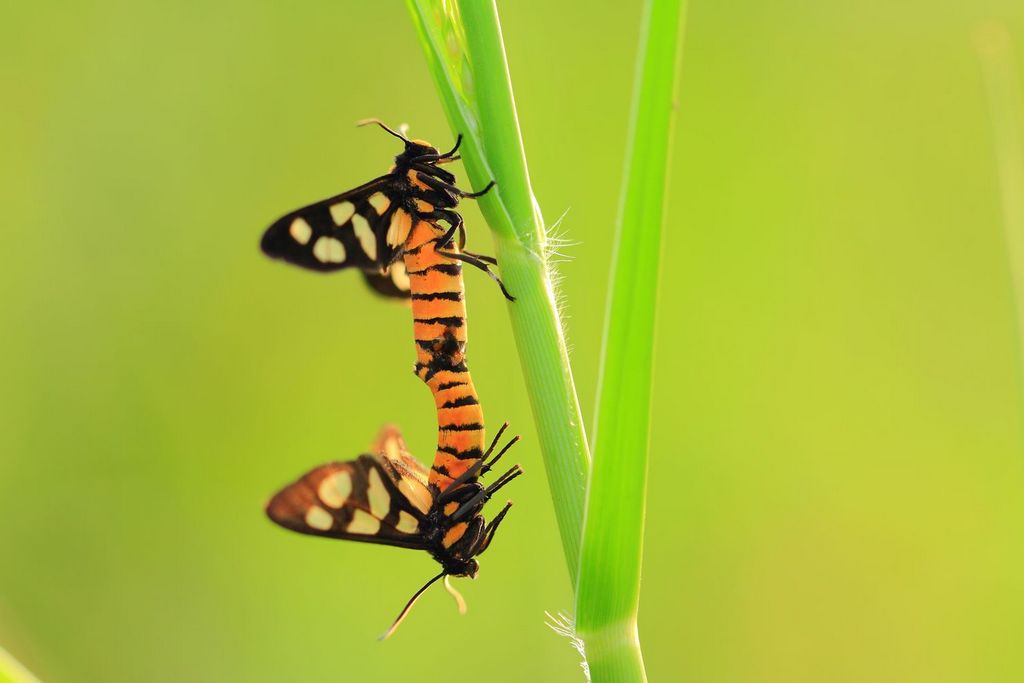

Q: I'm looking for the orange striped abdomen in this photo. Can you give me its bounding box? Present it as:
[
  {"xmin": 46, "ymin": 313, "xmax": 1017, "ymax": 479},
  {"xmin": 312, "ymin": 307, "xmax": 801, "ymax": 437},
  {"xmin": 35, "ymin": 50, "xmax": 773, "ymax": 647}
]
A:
[{"xmin": 402, "ymin": 220, "xmax": 485, "ymax": 491}]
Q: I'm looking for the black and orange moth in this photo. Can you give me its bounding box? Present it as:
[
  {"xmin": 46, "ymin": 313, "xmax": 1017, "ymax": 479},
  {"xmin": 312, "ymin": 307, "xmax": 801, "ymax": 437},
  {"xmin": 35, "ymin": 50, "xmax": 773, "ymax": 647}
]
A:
[
  {"xmin": 266, "ymin": 425, "xmax": 521, "ymax": 639},
  {"xmin": 260, "ymin": 120, "xmax": 512, "ymax": 301}
]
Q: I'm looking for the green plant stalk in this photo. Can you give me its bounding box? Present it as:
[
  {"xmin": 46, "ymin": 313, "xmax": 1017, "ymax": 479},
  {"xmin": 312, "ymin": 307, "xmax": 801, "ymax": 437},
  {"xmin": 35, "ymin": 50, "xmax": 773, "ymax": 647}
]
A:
[
  {"xmin": 974, "ymin": 22, "xmax": 1024, "ymax": 400},
  {"xmin": 407, "ymin": 0, "xmax": 590, "ymax": 584},
  {"xmin": 575, "ymin": 0, "xmax": 686, "ymax": 680}
]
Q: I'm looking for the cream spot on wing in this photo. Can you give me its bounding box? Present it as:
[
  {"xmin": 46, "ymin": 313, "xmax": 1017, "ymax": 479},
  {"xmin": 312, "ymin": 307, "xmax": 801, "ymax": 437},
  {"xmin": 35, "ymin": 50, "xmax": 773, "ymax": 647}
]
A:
[
  {"xmin": 396, "ymin": 511, "xmax": 419, "ymax": 534},
  {"xmin": 347, "ymin": 509, "xmax": 380, "ymax": 535},
  {"xmin": 329, "ymin": 201, "xmax": 355, "ymax": 226},
  {"xmin": 387, "ymin": 210, "xmax": 411, "ymax": 247},
  {"xmin": 288, "ymin": 217, "xmax": 313, "ymax": 245},
  {"xmin": 398, "ymin": 478, "xmax": 431, "ymax": 515},
  {"xmin": 318, "ymin": 471, "xmax": 352, "ymax": 509},
  {"xmin": 304, "ymin": 506, "xmax": 333, "ymax": 531},
  {"xmin": 368, "ymin": 192, "xmax": 391, "ymax": 215},
  {"xmin": 351, "ymin": 213, "xmax": 377, "ymax": 261},
  {"xmin": 390, "ymin": 262, "xmax": 410, "ymax": 292},
  {"xmin": 313, "ymin": 236, "xmax": 346, "ymax": 263},
  {"xmin": 367, "ymin": 468, "xmax": 390, "ymax": 519}
]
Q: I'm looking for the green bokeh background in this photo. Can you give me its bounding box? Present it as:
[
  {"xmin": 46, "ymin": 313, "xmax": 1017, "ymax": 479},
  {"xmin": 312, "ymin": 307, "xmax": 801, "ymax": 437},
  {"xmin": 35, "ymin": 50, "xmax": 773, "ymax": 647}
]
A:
[{"xmin": 3, "ymin": 1, "xmax": 1024, "ymax": 681}]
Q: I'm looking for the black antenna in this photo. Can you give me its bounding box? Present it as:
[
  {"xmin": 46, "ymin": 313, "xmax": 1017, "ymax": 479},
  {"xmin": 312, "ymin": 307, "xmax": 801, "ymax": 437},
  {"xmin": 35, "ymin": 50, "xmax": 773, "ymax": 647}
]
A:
[
  {"xmin": 379, "ymin": 572, "xmax": 446, "ymax": 640},
  {"xmin": 356, "ymin": 118, "xmax": 411, "ymax": 144}
]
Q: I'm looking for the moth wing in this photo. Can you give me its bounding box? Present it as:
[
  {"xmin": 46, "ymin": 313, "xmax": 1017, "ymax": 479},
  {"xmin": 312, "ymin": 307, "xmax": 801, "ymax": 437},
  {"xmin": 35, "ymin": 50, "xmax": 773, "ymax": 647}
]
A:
[
  {"xmin": 361, "ymin": 261, "xmax": 412, "ymax": 300},
  {"xmin": 265, "ymin": 455, "xmax": 428, "ymax": 549},
  {"xmin": 261, "ymin": 176, "xmax": 403, "ymax": 273},
  {"xmin": 369, "ymin": 425, "xmax": 433, "ymax": 509}
]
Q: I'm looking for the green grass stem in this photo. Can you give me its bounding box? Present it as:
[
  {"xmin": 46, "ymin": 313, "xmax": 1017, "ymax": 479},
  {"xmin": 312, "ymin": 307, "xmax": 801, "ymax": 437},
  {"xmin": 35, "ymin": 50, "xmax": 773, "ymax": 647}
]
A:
[
  {"xmin": 574, "ymin": 0, "xmax": 687, "ymax": 680},
  {"xmin": 407, "ymin": 0, "xmax": 591, "ymax": 584},
  {"xmin": 409, "ymin": 2, "xmax": 687, "ymax": 679}
]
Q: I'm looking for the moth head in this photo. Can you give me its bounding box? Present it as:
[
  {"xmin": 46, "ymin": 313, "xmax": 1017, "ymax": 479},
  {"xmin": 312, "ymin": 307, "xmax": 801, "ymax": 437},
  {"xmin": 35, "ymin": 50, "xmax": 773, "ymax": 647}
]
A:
[
  {"xmin": 461, "ymin": 558, "xmax": 481, "ymax": 579},
  {"xmin": 355, "ymin": 118, "xmax": 441, "ymax": 164},
  {"xmin": 394, "ymin": 139, "xmax": 441, "ymax": 166},
  {"xmin": 439, "ymin": 553, "xmax": 480, "ymax": 579}
]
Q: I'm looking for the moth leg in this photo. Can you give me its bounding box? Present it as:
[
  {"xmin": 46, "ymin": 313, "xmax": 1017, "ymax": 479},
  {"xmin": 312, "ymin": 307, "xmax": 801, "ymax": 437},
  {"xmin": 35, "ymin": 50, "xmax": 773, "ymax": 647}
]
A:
[
  {"xmin": 449, "ymin": 516, "xmax": 486, "ymax": 560},
  {"xmin": 411, "ymin": 163, "xmax": 457, "ymax": 186},
  {"xmin": 407, "ymin": 135, "xmax": 461, "ymax": 164},
  {"xmin": 476, "ymin": 501, "xmax": 513, "ymax": 555},
  {"xmin": 442, "ymin": 134, "xmax": 463, "ymax": 158},
  {"xmin": 485, "ymin": 464, "xmax": 524, "ymax": 497},
  {"xmin": 480, "ymin": 430, "xmax": 520, "ymax": 476},
  {"xmin": 412, "ymin": 168, "xmax": 494, "ymax": 201},
  {"xmin": 438, "ymin": 248, "xmax": 515, "ymax": 302},
  {"xmin": 437, "ymin": 428, "xmax": 519, "ymax": 503},
  {"xmin": 460, "ymin": 180, "xmax": 495, "ymax": 199},
  {"xmin": 461, "ymin": 250, "xmax": 497, "ymax": 266},
  {"xmin": 413, "ymin": 167, "xmax": 461, "ymax": 196},
  {"xmin": 428, "ymin": 210, "xmax": 462, "ymax": 250},
  {"xmin": 450, "ymin": 465, "xmax": 523, "ymax": 523}
]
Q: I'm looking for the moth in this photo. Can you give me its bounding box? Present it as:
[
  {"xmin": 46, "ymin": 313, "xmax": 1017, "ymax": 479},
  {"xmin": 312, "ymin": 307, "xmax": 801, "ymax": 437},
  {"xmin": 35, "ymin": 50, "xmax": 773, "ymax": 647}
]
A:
[
  {"xmin": 260, "ymin": 120, "xmax": 512, "ymax": 300},
  {"xmin": 265, "ymin": 424, "xmax": 522, "ymax": 638}
]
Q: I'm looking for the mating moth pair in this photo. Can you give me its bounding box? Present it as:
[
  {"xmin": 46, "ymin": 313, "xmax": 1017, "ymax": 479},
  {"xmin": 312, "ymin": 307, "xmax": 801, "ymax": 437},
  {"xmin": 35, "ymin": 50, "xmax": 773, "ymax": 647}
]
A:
[{"xmin": 261, "ymin": 120, "xmax": 520, "ymax": 638}]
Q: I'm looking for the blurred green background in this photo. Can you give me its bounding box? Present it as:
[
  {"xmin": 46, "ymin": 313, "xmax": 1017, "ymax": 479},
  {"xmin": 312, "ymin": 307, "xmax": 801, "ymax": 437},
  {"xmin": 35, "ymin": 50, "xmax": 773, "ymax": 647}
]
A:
[{"xmin": 3, "ymin": 1, "xmax": 1024, "ymax": 681}]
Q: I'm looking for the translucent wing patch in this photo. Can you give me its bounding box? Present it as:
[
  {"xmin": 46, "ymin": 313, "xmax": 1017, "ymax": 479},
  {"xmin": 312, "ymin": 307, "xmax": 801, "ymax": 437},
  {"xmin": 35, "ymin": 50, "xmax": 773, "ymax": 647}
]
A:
[
  {"xmin": 369, "ymin": 425, "xmax": 432, "ymax": 514},
  {"xmin": 266, "ymin": 455, "xmax": 428, "ymax": 549},
  {"xmin": 261, "ymin": 176, "xmax": 401, "ymax": 273}
]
